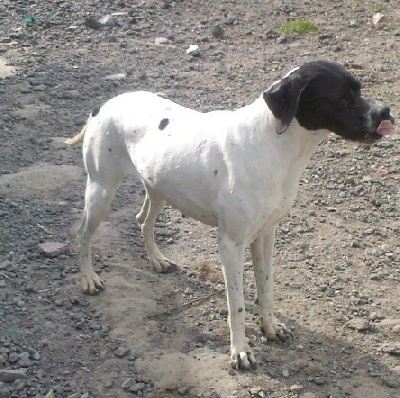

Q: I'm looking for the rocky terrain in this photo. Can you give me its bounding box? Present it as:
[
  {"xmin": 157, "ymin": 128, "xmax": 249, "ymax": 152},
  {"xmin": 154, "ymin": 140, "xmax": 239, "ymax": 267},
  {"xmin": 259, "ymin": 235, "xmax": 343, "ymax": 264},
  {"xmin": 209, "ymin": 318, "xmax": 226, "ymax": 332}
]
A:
[{"xmin": 1, "ymin": 0, "xmax": 400, "ymax": 397}]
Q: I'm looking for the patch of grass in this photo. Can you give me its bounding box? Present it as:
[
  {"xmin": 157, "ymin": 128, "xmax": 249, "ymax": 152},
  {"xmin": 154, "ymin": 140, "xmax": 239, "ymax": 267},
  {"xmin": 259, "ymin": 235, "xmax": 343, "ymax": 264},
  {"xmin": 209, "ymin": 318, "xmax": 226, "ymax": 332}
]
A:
[
  {"xmin": 279, "ymin": 19, "xmax": 318, "ymax": 35},
  {"xmin": 374, "ymin": 3, "xmax": 388, "ymax": 12}
]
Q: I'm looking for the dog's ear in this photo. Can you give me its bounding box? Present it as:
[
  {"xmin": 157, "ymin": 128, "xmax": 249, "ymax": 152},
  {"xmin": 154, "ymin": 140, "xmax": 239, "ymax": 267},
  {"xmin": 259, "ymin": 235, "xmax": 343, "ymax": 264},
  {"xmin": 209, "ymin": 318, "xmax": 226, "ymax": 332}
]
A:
[{"xmin": 263, "ymin": 70, "xmax": 309, "ymax": 134}]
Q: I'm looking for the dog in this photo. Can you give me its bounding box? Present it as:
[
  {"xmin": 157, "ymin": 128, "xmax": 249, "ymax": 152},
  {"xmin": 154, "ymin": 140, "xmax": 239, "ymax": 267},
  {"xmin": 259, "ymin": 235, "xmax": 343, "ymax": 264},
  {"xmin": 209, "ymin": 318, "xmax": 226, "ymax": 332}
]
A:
[{"xmin": 66, "ymin": 60, "xmax": 394, "ymax": 369}]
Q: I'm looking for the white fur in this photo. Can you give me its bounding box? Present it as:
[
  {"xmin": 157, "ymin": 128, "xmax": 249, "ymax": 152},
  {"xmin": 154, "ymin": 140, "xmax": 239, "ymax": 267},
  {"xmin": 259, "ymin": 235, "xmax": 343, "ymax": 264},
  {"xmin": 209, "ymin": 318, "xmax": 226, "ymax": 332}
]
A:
[{"xmin": 69, "ymin": 90, "xmax": 330, "ymax": 369}]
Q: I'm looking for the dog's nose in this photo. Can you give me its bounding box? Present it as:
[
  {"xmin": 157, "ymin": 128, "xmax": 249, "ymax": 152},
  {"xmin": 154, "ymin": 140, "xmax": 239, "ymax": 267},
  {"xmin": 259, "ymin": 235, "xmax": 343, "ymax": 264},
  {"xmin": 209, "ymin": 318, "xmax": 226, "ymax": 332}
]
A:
[{"xmin": 378, "ymin": 106, "xmax": 394, "ymax": 123}]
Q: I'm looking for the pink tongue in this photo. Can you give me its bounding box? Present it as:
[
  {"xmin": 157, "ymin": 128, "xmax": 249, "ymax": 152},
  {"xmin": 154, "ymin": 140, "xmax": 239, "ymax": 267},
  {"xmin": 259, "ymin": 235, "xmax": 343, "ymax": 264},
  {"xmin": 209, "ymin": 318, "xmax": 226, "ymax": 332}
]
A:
[{"xmin": 377, "ymin": 120, "xmax": 394, "ymax": 136}]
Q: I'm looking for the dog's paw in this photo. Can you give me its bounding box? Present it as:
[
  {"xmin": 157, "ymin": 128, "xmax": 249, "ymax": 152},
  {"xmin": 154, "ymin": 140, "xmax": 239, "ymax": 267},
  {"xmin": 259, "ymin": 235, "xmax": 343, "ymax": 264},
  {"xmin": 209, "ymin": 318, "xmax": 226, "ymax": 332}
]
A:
[
  {"xmin": 261, "ymin": 317, "xmax": 293, "ymax": 341},
  {"xmin": 230, "ymin": 345, "xmax": 257, "ymax": 370},
  {"xmin": 81, "ymin": 272, "xmax": 105, "ymax": 295},
  {"xmin": 151, "ymin": 257, "xmax": 177, "ymax": 273}
]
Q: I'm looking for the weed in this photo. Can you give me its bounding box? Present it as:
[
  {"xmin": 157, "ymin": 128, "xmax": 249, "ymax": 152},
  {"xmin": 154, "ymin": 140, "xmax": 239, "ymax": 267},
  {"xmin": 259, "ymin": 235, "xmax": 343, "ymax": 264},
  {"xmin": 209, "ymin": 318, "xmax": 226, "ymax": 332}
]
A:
[
  {"xmin": 279, "ymin": 19, "xmax": 318, "ymax": 35},
  {"xmin": 374, "ymin": 3, "xmax": 388, "ymax": 12}
]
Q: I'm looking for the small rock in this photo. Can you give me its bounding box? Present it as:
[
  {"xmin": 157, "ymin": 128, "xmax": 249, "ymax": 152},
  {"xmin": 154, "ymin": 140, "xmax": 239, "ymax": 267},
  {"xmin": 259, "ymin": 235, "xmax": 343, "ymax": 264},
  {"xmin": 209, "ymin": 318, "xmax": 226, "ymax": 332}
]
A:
[
  {"xmin": 0, "ymin": 369, "xmax": 27, "ymax": 382},
  {"xmin": 346, "ymin": 318, "xmax": 370, "ymax": 332},
  {"xmin": 211, "ymin": 25, "xmax": 225, "ymax": 38},
  {"xmin": 372, "ymin": 12, "xmax": 385, "ymax": 27},
  {"xmin": 61, "ymin": 90, "xmax": 81, "ymax": 100},
  {"xmin": 18, "ymin": 352, "xmax": 32, "ymax": 367},
  {"xmin": 154, "ymin": 37, "xmax": 171, "ymax": 45},
  {"xmin": 85, "ymin": 18, "xmax": 102, "ymax": 30},
  {"xmin": 38, "ymin": 242, "xmax": 69, "ymax": 258},
  {"xmin": 281, "ymin": 369, "xmax": 290, "ymax": 378},
  {"xmin": 8, "ymin": 353, "xmax": 18, "ymax": 363},
  {"xmin": 370, "ymin": 273, "xmax": 384, "ymax": 281},
  {"xmin": 44, "ymin": 389, "xmax": 56, "ymax": 398},
  {"xmin": 122, "ymin": 378, "xmax": 145, "ymax": 393},
  {"xmin": 380, "ymin": 342, "xmax": 400, "ymax": 355},
  {"xmin": 186, "ymin": 44, "xmax": 200, "ymax": 56},
  {"xmin": 103, "ymin": 73, "xmax": 126, "ymax": 81},
  {"xmin": 0, "ymin": 261, "xmax": 11, "ymax": 270},
  {"xmin": 248, "ymin": 386, "xmax": 263, "ymax": 396},
  {"xmin": 115, "ymin": 346, "xmax": 130, "ymax": 358},
  {"xmin": 313, "ymin": 376, "xmax": 327, "ymax": 385},
  {"xmin": 376, "ymin": 318, "xmax": 400, "ymax": 329},
  {"xmin": 300, "ymin": 393, "xmax": 317, "ymax": 398},
  {"xmin": 381, "ymin": 374, "xmax": 400, "ymax": 388},
  {"xmin": 129, "ymin": 382, "xmax": 145, "ymax": 393},
  {"xmin": 98, "ymin": 15, "xmax": 115, "ymax": 26},
  {"xmin": 290, "ymin": 383, "xmax": 304, "ymax": 393},
  {"xmin": 0, "ymin": 280, "xmax": 6, "ymax": 288}
]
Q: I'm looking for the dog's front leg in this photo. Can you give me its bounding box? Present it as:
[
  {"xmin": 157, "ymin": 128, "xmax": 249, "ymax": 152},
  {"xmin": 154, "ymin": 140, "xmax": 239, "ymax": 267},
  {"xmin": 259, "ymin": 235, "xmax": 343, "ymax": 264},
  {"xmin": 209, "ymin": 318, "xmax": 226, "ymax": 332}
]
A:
[
  {"xmin": 218, "ymin": 233, "xmax": 256, "ymax": 369},
  {"xmin": 250, "ymin": 229, "xmax": 292, "ymax": 341}
]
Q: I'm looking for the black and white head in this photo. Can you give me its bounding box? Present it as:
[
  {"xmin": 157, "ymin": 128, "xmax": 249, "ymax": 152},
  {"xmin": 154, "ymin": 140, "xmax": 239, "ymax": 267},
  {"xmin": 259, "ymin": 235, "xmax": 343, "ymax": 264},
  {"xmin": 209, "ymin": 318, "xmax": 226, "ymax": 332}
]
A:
[{"xmin": 264, "ymin": 60, "xmax": 394, "ymax": 142}]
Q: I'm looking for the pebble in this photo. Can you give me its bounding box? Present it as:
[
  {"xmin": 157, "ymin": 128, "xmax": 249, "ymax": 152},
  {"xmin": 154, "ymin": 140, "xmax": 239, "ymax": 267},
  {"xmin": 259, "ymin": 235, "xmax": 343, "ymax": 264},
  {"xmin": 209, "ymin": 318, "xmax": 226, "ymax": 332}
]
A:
[
  {"xmin": 84, "ymin": 18, "xmax": 102, "ymax": 30},
  {"xmin": 281, "ymin": 369, "xmax": 290, "ymax": 378},
  {"xmin": 154, "ymin": 37, "xmax": 171, "ymax": 45},
  {"xmin": 122, "ymin": 378, "xmax": 146, "ymax": 393},
  {"xmin": 18, "ymin": 352, "xmax": 32, "ymax": 367},
  {"xmin": 103, "ymin": 73, "xmax": 126, "ymax": 81},
  {"xmin": 381, "ymin": 374, "xmax": 400, "ymax": 388},
  {"xmin": 345, "ymin": 318, "xmax": 370, "ymax": 332},
  {"xmin": 0, "ymin": 369, "xmax": 27, "ymax": 382},
  {"xmin": 290, "ymin": 383, "xmax": 304, "ymax": 393},
  {"xmin": 186, "ymin": 44, "xmax": 200, "ymax": 56},
  {"xmin": 300, "ymin": 393, "xmax": 317, "ymax": 398},
  {"xmin": 380, "ymin": 342, "xmax": 400, "ymax": 355},
  {"xmin": 115, "ymin": 346, "xmax": 130, "ymax": 358},
  {"xmin": 211, "ymin": 25, "xmax": 225, "ymax": 38},
  {"xmin": 61, "ymin": 90, "xmax": 81, "ymax": 100},
  {"xmin": 38, "ymin": 242, "xmax": 69, "ymax": 257},
  {"xmin": 98, "ymin": 15, "xmax": 115, "ymax": 26},
  {"xmin": 249, "ymin": 386, "xmax": 264, "ymax": 396}
]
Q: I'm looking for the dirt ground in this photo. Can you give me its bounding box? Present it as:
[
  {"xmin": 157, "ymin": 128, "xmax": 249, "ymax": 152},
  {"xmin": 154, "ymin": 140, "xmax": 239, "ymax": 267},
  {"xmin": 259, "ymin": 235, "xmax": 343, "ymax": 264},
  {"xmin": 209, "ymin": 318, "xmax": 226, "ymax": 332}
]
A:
[{"xmin": 1, "ymin": 1, "xmax": 400, "ymax": 397}]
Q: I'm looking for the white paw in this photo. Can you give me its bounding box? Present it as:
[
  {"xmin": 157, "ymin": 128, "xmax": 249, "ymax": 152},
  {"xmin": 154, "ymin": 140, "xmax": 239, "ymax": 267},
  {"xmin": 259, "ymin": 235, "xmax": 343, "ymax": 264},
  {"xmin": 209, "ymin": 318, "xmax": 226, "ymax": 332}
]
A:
[
  {"xmin": 151, "ymin": 257, "xmax": 177, "ymax": 273},
  {"xmin": 230, "ymin": 344, "xmax": 257, "ymax": 370},
  {"xmin": 81, "ymin": 271, "xmax": 105, "ymax": 295},
  {"xmin": 261, "ymin": 317, "xmax": 293, "ymax": 341}
]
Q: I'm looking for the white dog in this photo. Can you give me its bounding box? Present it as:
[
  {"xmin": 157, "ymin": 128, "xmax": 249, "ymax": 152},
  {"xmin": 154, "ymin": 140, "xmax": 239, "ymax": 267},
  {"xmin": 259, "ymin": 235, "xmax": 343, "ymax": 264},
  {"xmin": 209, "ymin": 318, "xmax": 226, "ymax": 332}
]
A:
[{"xmin": 66, "ymin": 60, "xmax": 394, "ymax": 369}]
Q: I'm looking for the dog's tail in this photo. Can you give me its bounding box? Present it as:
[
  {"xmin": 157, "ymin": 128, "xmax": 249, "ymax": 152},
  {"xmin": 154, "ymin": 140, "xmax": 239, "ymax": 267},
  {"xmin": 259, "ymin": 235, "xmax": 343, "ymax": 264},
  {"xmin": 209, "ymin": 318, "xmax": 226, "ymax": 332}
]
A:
[{"xmin": 65, "ymin": 106, "xmax": 100, "ymax": 145}]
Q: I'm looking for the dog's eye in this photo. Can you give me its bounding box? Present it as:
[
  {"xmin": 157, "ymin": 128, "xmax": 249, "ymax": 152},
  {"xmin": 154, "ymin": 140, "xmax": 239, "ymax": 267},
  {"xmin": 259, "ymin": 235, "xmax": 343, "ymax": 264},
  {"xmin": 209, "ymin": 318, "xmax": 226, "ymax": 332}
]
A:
[
  {"xmin": 341, "ymin": 98, "xmax": 350, "ymax": 107},
  {"xmin": 341, "ymin": 94, "xmax": 354, "ymax": 108}
]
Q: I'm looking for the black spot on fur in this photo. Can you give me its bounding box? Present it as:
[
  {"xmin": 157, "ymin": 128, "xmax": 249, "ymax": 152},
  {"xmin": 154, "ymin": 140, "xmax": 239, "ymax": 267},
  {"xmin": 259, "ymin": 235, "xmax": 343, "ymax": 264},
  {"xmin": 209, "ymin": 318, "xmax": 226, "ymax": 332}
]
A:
[
  {"xmin": 108, "ymin": 148, "xmax": 112, "ymax": 152},
  {"xmin": 158, "ymin": 118, "xmax": 169, "ymax": 130},
  {"xmin": 238, "ymin": 307, "xmax": 243, "ymax": 313},
  {"xmin": 214, "ymin": 169, "xmax": 218, "ymax": 176},
  {"xmin": 92, "ymin": 106, "xmax": 100, "ymax": 117}
]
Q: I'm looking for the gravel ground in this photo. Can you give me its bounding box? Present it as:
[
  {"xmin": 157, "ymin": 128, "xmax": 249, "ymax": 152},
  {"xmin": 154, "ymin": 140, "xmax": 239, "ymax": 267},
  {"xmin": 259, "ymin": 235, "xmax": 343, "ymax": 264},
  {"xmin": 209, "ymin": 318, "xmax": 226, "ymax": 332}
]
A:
[{"xmin": 1, "ymin": 1, "xmax": 400, "ymax": 397}]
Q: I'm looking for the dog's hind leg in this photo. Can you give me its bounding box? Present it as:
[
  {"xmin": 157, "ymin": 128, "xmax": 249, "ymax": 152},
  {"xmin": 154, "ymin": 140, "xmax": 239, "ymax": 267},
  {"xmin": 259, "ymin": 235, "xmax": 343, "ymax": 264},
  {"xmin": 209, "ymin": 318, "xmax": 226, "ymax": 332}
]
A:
[
  {"xmin": 78, "ymin": 174, "xmax": 121, "ymax": 294},
  {"xmin": 140, "ymin": 184, "xmax": 177, "ymax": 273},
  {"xmin": 250, "ymin": 228, "xmax": 292, "ymax": 341}
]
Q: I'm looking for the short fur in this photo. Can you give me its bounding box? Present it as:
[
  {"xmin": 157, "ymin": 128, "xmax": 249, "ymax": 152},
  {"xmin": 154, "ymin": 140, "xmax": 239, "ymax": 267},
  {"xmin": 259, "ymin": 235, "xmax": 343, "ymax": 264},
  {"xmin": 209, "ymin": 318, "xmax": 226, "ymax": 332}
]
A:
[{"xmin": 66, "ymin": 60, "xmax": 393, "ymax": 369}]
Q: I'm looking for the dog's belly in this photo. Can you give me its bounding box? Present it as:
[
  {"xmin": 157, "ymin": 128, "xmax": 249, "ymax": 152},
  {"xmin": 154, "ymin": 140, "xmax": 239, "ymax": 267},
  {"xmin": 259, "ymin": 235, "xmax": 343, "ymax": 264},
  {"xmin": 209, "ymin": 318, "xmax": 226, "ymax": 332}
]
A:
[
  {"xmin": 166, "ymin": 195, "xmax": 218, "ymax": 227},
  {"xmin": 150, "ymin": 176, "xmax": 220, "ymax": 227}
]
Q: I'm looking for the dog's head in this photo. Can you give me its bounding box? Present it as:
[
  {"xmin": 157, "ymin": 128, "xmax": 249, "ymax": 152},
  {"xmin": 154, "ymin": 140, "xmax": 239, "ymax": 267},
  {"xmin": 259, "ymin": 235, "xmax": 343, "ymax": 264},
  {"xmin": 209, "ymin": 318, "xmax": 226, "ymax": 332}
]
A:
[{"xmin": 263, "ymin": 60, "xmax": 394, "ymax": 142}]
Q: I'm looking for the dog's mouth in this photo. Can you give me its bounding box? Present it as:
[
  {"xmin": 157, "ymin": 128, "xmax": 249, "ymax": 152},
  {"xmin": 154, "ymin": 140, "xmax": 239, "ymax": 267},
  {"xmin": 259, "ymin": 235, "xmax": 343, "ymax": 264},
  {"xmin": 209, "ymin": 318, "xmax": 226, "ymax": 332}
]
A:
[
  {"xmin": 362, "ymin": 119, "xmax": 394, "ymax": 143},
  {"xmin": 376, "ymin": 119, "xmax": 394, "ymax": 136}
]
